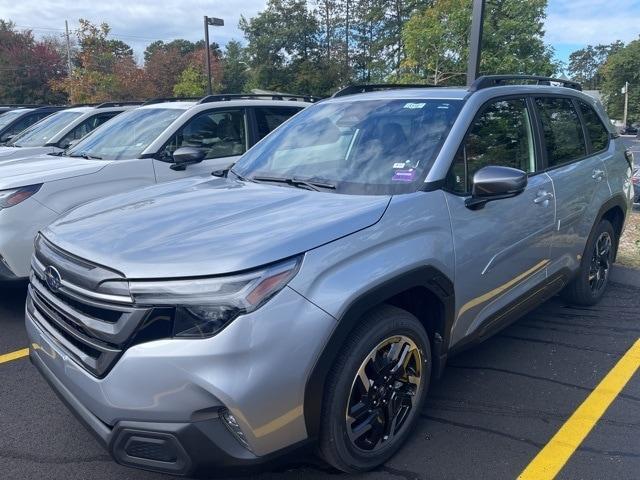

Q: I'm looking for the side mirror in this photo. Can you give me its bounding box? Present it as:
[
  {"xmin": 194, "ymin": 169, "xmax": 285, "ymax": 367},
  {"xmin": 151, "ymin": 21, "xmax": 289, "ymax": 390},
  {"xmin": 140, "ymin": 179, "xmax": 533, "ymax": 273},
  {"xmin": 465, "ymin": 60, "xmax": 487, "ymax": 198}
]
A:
[
  {"xmin": 170, "ymin": 147, "xmax": 206, "ymax": 171},
  {"xmin": 465, "ymin": 165, "xmax": 528, "ymax": 209},
  {"xmin": 0, "ymin": 134, "xmax": 15, "ymax": 144}
]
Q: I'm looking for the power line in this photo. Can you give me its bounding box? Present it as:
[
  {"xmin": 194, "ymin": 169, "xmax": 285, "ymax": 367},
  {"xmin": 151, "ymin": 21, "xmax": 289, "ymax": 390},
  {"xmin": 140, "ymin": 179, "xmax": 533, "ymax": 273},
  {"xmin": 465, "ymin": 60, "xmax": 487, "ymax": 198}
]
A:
[{"xmin": 13, "ymin": 24, "xmax": 189, "ymax": 43}]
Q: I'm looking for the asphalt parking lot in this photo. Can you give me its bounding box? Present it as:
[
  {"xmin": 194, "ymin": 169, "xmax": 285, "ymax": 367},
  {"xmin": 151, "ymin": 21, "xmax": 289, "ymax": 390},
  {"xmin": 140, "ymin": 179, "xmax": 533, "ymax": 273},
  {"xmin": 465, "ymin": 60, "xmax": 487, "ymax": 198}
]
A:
[{"xmin": 1, "ymin": 276, "xmax": 639, "ymax": 480}]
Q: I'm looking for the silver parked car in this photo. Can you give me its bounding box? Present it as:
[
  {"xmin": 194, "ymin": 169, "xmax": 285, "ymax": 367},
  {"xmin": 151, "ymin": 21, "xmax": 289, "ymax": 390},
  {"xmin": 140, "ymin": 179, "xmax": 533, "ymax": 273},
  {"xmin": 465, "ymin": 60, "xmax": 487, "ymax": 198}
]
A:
[{"xmin": 27, "ymin": 76, "xmax": 633, "ymax": 476}]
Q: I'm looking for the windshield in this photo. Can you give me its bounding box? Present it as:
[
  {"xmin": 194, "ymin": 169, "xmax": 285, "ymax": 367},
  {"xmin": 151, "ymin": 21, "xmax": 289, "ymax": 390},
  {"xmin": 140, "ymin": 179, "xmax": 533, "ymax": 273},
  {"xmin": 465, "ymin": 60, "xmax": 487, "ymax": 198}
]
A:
[
  {"xmin": 233, "ymin": 98, "xmax": 462, "ymax": 195},
  {"xmin": 66, "ymin": 107, "xmax": 185, "ymax": 160},
  {"xmin": 0, "ymin": 110, "xmax": 27, "ymax": 130},
  {"xmin": 11, "ymin": 111, "xmax": 83, "ymax": 147}
]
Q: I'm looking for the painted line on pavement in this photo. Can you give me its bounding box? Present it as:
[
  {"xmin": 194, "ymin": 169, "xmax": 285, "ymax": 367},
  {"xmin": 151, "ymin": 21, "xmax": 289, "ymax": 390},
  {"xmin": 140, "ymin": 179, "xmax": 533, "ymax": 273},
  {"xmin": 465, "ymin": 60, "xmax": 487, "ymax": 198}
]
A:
[
  {"xmin": 0, "ymin": 347, "xmax": 29, "ymax": 364},
  {"xmin": 518, "ymin": 338, "xmax": 640, "ymax": 479}
]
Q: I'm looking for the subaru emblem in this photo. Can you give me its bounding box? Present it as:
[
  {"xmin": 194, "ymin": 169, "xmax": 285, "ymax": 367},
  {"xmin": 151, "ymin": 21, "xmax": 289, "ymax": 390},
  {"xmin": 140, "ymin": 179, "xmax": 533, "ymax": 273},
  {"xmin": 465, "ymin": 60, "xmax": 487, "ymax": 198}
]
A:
[{"xmin": 45, "ymin": 266, "xmax": 62, "ymax": 292}]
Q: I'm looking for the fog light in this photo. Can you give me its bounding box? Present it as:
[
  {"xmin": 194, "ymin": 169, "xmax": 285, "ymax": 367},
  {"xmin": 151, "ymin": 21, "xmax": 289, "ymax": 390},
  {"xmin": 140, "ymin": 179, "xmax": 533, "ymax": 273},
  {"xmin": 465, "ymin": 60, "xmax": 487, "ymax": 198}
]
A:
[{"xmin": 221, "ymin": 409, "xmax": 252, "ymax": 451}]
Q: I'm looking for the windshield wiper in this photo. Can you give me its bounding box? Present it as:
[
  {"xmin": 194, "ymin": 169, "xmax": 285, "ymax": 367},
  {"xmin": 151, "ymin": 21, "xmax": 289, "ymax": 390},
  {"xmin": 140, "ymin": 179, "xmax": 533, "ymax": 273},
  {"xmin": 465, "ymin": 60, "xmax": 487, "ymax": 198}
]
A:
[
  {"xmin": 47, "ymin": 151, "xmax": 65, "ymax": 156},
  {"xmin": 252, "ymin": 175, "xmax": 336, "ymax": 191},
  {"xmin": 69, "ymin": 153, "xmax": 102, "ymax": 160}
]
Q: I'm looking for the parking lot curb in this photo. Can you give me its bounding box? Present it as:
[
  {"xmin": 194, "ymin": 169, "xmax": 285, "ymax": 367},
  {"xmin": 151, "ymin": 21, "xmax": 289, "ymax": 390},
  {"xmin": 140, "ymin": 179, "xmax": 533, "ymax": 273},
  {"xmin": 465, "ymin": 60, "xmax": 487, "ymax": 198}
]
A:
[{"xmin": 611, "ymin": 264, "xmax": 640, "ymax": 288}]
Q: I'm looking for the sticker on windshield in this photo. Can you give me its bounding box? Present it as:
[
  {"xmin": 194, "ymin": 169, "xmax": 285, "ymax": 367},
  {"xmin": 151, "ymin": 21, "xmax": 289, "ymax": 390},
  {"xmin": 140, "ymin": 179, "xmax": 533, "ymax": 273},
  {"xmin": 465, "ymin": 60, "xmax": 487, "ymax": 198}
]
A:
[
  {"xmin": 392, "ymin": 169, "xmax": 417, "ymax": 182},
  {"xmin": 393, "ymin": 162, "xmax": 406, "ymax": 169},
  {"xmin": 403, "ymin": 102, "xmax": 426, "ymax": 109}
]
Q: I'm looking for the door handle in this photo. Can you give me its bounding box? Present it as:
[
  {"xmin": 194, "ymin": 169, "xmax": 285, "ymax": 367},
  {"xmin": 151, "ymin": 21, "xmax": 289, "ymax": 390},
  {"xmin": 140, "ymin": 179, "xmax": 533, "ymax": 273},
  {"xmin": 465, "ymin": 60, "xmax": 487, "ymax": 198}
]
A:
[
  {"xmin": 592, "ymin": 169, "xmax": 606, "ymax": 181},
  {"xmin": 534, "ymin": 190, "xmax": 554, "ymax": 205}
]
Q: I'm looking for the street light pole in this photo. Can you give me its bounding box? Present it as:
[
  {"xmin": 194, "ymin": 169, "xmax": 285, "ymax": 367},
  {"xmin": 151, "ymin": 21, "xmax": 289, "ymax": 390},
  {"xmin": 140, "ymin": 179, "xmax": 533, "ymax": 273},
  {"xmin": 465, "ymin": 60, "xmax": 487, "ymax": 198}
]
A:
[
  {"xmin": 466, "ymin": 0, "xmax": 486, "ymax": 87},
  {"xmin": 623, "ymin": 81, "xmax": 629, "ymax": 129},
  {"xmin": 203, "ymin": 16, "xmax": 224, "ymax": 95}
]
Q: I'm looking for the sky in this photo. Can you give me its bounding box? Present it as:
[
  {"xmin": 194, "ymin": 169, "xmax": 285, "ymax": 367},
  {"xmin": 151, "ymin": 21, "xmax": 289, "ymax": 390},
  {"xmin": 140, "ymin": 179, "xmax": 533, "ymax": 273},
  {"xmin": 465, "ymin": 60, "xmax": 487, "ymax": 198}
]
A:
[{"xmin": 1, "ymin": 0, "xmax": 639, "ymax": 68}]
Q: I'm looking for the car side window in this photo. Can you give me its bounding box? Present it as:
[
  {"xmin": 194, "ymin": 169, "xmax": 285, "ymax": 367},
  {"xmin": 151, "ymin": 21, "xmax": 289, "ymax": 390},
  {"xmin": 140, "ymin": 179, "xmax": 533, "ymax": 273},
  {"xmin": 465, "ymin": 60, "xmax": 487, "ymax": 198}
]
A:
[
  {"xmin": 9, "ymin": 113, "xmax": 43, "ymax": 135},
  {"xmin": 535, "ymin": 97, "xmax": 586, "ymax": 167},
  {"xmin": 160, "ymin": 109, "xmax": 246, "ymax": 160},
  {"xmin": 447, "ymin": 98, "xmax": 535, "ymax": 194},
  {"xmin": 577, "ymin": 100, "xmax": 609, "ymax": 153},
  {"xmin": 254, "ymin": 107, "xmax": 302, "ymax": 141},
  {"xmin": 58, "ymin": 112, "xmax": 120, "ymax": 147}
]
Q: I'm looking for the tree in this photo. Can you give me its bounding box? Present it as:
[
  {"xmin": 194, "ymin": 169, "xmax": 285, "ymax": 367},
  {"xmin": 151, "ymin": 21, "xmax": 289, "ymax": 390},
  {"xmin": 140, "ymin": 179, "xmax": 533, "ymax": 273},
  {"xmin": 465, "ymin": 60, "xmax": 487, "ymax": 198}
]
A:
[
  {"xmin": 173, "ymin": 65, "xmax": 207, "ymax": 97},
  {"xmin": 240, "ymin": 0, "xmax": 324, "ymax": 93},
  {"xmin": 51, "ymin": 19, "xmax": 147, "ymax": 103},
  {"xmin": 402, "ymin": 0, "xmax": 559, "ymax": 85},
  {"xmin": 568, "ymin": 42, "xmax": 624, "ymax": 90},
  {"xmin": 0, "ymin": 20, "xmax": 67, "ymax": 104},
  {"xmin": 601, "ymin": 39, "xmax": 640, "ymax": 123},
  {"xmin": 220, "ymin": 40, "xmax": 249, "ymax": 93}
]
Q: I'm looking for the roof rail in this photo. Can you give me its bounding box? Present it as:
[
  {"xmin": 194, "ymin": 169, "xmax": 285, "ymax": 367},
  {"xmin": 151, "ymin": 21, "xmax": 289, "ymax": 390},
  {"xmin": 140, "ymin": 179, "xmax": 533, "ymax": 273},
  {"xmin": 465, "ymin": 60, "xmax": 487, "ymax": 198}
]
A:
[
  {"xmin": 469, "ymin": 75, "xmax": 582, "ymax": 92},
  {"xmin": 197, "ymin": 93, "xmax": 318, "ymax": 104},
  {"xmin": 332, "ymin": 84, "xmax": 441, "ymax": 98},
  {"xmin": 95, "ymin": 101, "xmax": 144, "ymax": 108},
  {"xmin": 141, "ymin": 97, "xmax": 202, "ymax": 106}
]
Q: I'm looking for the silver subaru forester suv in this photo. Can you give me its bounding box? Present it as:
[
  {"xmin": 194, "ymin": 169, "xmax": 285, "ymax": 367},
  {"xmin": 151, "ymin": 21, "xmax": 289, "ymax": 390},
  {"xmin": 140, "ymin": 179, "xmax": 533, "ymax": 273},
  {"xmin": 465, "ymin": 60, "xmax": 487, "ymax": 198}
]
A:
[{"xmin": 26, "ymin": 76, "xmax": 633, "ymax": 476}]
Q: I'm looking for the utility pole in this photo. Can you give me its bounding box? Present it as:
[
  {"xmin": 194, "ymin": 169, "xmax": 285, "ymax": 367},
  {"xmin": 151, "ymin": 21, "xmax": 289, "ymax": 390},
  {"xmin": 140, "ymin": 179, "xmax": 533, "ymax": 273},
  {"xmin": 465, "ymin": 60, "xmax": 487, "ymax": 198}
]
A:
[
  {"xmin": 64, "ymin": 20, "xmax": 72, "ymax": 78},
  {"xmin": 466, "ymin": 0, "xmax": 486, "ymax": 87},
  {"xmin": 623, "ymin": 81, "xmax": 629, "ymax": 129},
  {"xmin": 203, "ymin": 16, "xmax": 224, "ymax": 95},
  {"xmin": 345, "ymin": 0, "xmax": 350, "ymax": 81}
]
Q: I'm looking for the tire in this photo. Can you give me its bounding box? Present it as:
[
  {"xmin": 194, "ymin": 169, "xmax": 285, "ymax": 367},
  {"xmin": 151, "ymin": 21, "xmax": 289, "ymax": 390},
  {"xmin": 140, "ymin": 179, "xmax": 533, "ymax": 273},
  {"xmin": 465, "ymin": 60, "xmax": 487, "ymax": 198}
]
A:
[
  {"xmin": 317, "ymin": 304, "xmax": 431, "ymax": 472},
  {"xmin": 561, "ymin": 219, "xmax": 616, "ymax": 306}
]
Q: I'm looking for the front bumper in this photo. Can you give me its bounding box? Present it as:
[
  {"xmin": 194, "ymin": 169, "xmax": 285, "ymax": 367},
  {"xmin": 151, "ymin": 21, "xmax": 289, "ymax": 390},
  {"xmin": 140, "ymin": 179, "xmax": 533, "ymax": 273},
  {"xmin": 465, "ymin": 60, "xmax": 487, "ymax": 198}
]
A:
[
  {"xmin": 31, "ymin": 350, "xmax": 311, "ymax": 476},
  {"xmin": 26, "ymin": 285, "xmax": 336, "ymax": 474}
]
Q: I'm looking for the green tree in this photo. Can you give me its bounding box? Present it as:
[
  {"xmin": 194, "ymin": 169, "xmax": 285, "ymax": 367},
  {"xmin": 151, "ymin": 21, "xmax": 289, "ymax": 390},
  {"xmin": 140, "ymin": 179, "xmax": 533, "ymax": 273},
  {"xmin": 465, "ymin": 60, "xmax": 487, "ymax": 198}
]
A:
[
  {"xmin": 568, "ymin": 42, "xmax": 624, "ymax": 90},
  {"xmin": 402, "ymin": 0, "xmax": 559, "ymax": 85},
  {"xmin": 173, "ymin": 65, "xmax": 207, "ymax": 97},
  {"xmin": 220, "ymin": 40, "xmax": 249, "ymax": 93},
  {"xmin": 601, "ymin": 39, "xmax": 640, "ymax": 123},
  {"xmin": 240, "ymin": 0, "xmax": 324, "ymax": 93}
]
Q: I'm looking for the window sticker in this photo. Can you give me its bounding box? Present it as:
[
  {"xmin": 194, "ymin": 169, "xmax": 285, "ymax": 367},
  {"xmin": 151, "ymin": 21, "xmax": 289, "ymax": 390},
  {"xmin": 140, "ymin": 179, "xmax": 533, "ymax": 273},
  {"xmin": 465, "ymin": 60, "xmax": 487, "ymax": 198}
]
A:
[
  {"xmin": 393, "ymin": 162, "xmax": 406, "ymax": 169},
  {"xmin": 403, "ymin": 102, "xmax": 426, "ymax": 109},
  {"xmin": 392, "ymin": 169, "xmax": 417, "ymax": 182}
]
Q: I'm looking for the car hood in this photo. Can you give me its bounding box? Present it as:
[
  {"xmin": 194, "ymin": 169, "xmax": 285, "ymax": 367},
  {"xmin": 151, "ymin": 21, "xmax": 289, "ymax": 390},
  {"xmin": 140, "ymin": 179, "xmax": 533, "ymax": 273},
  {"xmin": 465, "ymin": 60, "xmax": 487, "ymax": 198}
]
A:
[
  {"xmin": 43, "ymin": 176, "xmax": 391, "ymax": 279},
  {"xmin": 0, "ymin": 155, "xmax": 108, "ymax": 190},
  {"xmin": 0, "ymin": 146, "xmax": 53, "ymax": 161}
]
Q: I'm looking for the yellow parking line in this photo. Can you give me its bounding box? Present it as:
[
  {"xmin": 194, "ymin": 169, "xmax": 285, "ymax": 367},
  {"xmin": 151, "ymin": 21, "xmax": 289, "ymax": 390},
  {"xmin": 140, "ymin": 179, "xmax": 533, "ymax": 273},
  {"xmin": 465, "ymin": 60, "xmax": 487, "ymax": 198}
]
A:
[
  {"xmin": 0, "ymin": 347, "xmax": 29, "ymax": 364},
  {"xmin": 518, "ymin": 338, "xmax": 640, "ymax": 480}
]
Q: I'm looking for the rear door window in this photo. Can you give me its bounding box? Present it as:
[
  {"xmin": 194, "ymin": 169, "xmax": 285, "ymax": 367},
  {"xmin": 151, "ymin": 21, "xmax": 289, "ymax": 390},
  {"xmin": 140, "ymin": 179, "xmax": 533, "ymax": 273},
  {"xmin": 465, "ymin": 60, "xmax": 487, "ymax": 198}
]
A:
[
  {"xmin": 577, "ymin": 101, "xmax": 610, "ymax": 153},
  {"xmin": 58, "ymin": 112, "xmax": 120, "ymax": 147},
  {"xmin": 535, "ymin": 97, "xmax": 587, "ymax": 167},
  {"xmin": 254, "ymin": 107, "xmax": 303, "ymax": 141}
]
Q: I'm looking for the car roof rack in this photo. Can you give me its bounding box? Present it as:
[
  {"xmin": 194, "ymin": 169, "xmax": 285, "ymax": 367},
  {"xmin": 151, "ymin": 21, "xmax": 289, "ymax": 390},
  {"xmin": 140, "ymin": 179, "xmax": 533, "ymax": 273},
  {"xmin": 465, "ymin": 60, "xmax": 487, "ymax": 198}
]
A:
[
  {"xmin": 197, "ymin": 93, "xmax": 318, "ymax": 104},
  {"xmin": 332, "ymin": 84, "xmax": 442, "ymax": 98},
  {"xmin": 141, "ymin": 97, "xmax": 202, "ymax": 106},
  {"xmin": 95, "ymin": 101, "xmax": 144, "ymax": 108},
  {"xmin": 469, "ymin": 75, "xmax": 582, "ymax": 92}
]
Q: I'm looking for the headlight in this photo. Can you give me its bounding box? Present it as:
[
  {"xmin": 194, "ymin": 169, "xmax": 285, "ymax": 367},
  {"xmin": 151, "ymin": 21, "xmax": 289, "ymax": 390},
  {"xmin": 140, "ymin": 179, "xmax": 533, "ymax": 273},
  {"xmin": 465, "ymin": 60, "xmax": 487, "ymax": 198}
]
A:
[
  {"xmin": 0, "ymin": 184, "xmax": 42, "ymax": 210},
  {"xmin": 129, "ymin": 257, "xmax": 302, "ymax": 338}
]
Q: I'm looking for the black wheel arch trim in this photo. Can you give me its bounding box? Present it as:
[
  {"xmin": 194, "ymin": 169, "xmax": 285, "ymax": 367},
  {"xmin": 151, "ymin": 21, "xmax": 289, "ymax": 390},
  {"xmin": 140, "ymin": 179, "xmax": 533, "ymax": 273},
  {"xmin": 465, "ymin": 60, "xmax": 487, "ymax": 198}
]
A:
[
  {"xmin": 592, "ymin": 193, "xmax": 629, "ymax": 259},
  {"xmin": 302, "ymin": 265, "xmax": 455, "ymax": 439}
]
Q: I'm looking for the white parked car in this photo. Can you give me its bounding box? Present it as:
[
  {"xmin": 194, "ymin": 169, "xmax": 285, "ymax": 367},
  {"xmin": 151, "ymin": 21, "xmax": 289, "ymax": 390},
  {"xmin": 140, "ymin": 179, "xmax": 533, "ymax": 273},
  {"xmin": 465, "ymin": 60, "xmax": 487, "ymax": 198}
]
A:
[
  {"xmin": 0, "ymin": 102, "xmax": 139, "ymax": 162},
  {"xmin": 0, "ymin": 95, "xmax": 310, "ymax": 280}
]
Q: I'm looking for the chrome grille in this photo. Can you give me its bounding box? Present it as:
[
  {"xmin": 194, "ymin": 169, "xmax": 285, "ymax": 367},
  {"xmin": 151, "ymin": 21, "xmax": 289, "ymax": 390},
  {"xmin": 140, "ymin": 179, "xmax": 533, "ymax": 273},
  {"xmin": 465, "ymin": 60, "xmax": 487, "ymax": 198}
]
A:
[{"xmin": 28, "ymin": 236, "xmax": 153, "ymax": 377}]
